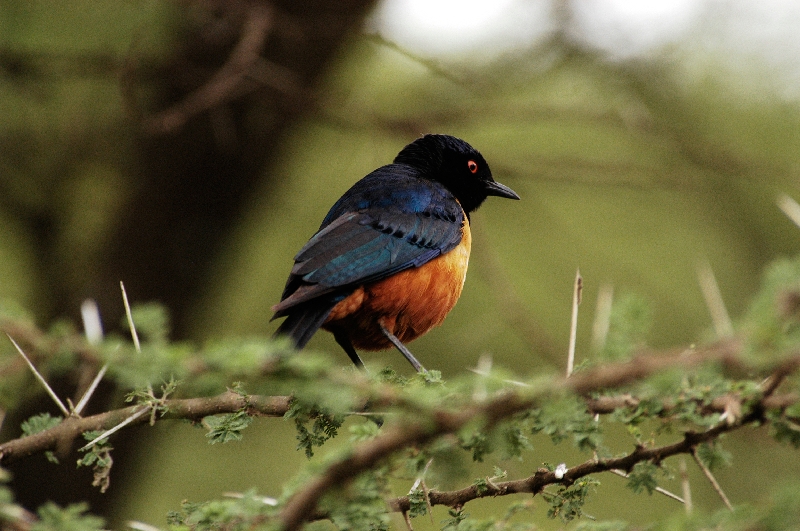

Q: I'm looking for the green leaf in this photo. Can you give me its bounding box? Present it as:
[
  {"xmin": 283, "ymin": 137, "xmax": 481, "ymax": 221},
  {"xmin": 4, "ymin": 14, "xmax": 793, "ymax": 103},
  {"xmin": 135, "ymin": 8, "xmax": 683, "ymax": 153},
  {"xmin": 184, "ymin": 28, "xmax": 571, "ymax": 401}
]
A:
[
  {"xmin": 21, "ymin": 413, "xmax": 61, "ymax": 436},
  {"xmin": 204, "ymin": 411, "xmax": 253, "ymax": 444},
  {"xmin": 77, "ymin": 431, "xmax": 114, "ymax": 493},
  {"xmin": 543, "ymin": 477, "xmax": 599, "ymax": 522},
  {"xmin": 408, "ymin": 487, "xmax": 428, "ymax": 518},
  {"xmin": 626, "ymin": 461, "xmax": 659, "ymax": 495},
  {"xmin": 349, "ymin": 420, "xmax": 380, "ymax": 442},
  {"xmin": 286, "ymin": 400, "xmax": 344, "ymax": 458},
  {"xmin": 695, "ymin": 441, "xmax": 732, "ymax": 471}
]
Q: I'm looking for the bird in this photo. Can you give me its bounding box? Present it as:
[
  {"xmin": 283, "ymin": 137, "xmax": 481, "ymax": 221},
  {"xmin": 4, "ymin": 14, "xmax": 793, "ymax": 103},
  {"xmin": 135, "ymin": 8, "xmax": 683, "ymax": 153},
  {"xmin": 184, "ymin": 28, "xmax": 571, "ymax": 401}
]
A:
[{"xmin": 271, "ymin": 134, "xmax": 519, "ymax": 372}]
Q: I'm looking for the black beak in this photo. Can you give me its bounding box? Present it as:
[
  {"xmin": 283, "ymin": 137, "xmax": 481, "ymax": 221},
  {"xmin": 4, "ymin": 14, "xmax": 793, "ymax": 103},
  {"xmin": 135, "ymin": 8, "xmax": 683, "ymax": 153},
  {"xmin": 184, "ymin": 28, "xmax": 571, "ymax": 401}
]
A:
[{"xmin": 484, "ymin": 180, "xmax": 520, "ymax": 200}]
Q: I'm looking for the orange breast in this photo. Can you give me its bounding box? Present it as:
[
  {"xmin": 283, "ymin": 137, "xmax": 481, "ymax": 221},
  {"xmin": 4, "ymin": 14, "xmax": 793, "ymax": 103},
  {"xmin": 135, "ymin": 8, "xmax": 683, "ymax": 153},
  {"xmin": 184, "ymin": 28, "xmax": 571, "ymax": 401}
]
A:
[{"xmin": 323, "ymin": 219, "xmax": 472, "ymax": 350}]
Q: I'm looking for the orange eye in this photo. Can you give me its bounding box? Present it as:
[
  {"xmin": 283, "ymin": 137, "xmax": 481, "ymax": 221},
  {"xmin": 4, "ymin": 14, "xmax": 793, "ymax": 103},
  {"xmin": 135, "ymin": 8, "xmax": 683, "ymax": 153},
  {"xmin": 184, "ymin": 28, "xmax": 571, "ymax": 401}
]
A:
[{"xmin": 467, "ymin": 160, "xmax": 478, "ymax": 174}]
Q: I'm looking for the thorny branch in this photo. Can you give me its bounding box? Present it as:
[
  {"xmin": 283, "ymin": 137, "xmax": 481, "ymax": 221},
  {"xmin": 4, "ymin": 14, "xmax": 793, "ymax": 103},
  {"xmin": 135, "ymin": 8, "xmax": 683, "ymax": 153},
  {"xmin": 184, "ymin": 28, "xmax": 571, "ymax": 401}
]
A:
[
  {"xmin": 0, "ymin": 391, "xmax": 290, "ymax": 464},
  {"xmin": 1, "ymin": 337, "xmax": 799, "ymax": 529},
  {"xmin": 278, "ymin": 343, "xmax": 800, "ymax": 530}
]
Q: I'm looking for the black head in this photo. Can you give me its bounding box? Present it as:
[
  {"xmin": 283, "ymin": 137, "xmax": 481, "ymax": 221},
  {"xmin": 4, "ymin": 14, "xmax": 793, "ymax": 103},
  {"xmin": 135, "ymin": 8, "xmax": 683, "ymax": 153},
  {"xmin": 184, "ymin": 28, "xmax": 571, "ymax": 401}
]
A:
[{"xmin": 393, "ymin": 134, "xmax": 519, "ymax": 213}]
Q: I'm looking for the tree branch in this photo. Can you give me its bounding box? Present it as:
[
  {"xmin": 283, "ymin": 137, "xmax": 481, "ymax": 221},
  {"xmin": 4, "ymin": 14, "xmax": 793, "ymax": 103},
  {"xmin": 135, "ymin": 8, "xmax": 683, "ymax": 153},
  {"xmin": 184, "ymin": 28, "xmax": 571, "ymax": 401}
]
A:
[
  {"xmin": 278, "ymin": 341, "xmax": 794, "ymax": 531},
  {"xmin": 0, "ymin": 391, "xmax": 290, "ymax": 464}
]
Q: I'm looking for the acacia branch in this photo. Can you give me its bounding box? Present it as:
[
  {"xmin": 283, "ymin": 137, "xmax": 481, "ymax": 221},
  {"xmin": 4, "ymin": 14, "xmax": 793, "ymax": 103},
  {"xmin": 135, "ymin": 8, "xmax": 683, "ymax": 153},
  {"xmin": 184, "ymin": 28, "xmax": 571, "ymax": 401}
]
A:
[
  {"xmin": 0, "ymin": 391, "xmax": 290, "ymax": 464},
  {"xmin": 278, "ymin": 341, "xmax": 797, "ymax": 531},
  {"xmin": 384, "ymin": 416, "xmax": 741, "ymax": 514}
]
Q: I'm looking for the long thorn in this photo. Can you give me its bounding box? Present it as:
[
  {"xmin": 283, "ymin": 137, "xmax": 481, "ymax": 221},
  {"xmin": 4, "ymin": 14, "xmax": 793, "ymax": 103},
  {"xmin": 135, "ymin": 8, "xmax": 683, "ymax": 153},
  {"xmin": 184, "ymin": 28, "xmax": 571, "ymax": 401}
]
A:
[
  {"xmin": 567, "ymin": 269, "xmax": 582, "ymax": 377},
  {"xmin": 121, "ymin": 282, "xmax": 152, "ymax": 394},
  {"xmin": 692, "ymin": 447, "xmax": 733, "ymax": 510},
  {"xmin": 74, "ymin": 364, "xmax": 108, "ymax": 415},
  {"xmin": 79, "ymin": 406, "xmax": 150, "ymax": 451},
  {"xmin": 7, "ymin": 335, "xmax": 69, "ymax": 416},
  {"xmin": 120, "ymin": 282, "xmax": 141, "ymax": 353},
  {"xmin": 610, "ymin": 469, "xmax": 685, "ymax": 503},
  {"xmin": 77, "ymin": 299, "xmax": 107, "ymax": 415}
]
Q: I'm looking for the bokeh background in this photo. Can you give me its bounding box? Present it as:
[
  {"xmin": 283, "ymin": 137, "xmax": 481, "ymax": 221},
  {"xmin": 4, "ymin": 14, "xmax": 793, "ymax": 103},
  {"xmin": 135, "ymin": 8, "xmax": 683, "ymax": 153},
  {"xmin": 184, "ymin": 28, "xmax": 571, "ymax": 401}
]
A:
[{"xmin": 2, "ymin": 0, "xmax": 800, "ymax": 528}]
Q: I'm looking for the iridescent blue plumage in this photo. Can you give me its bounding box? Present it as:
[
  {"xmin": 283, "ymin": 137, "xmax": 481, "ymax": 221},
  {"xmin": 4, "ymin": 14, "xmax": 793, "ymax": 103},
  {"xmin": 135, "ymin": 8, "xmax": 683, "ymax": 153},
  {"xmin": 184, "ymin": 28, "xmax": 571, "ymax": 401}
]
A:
[{"xmin": 272, "ymin": 134, "xmax": 519, "ymax": 370}]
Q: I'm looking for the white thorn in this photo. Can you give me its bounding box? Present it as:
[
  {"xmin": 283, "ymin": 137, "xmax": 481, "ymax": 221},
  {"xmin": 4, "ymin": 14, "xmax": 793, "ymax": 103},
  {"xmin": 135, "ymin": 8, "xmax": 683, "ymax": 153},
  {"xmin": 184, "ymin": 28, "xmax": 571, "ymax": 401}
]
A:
[{"xmin": 7, "ymin": 334, "xmax": 69, "ymax": 417}]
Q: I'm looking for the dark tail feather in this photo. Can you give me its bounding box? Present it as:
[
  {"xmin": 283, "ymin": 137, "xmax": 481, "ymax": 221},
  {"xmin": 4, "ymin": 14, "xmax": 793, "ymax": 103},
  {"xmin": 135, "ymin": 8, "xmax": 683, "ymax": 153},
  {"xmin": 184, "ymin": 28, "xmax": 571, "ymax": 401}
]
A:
[{"xmin": 273, "ymin": 303, "xmax": 335, "ymax": 349}]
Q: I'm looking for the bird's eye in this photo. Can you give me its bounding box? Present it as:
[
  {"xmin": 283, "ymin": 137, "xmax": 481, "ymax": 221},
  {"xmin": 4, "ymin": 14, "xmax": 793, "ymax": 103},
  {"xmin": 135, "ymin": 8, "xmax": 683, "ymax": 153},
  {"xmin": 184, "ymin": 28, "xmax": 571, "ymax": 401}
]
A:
[{"xmin": 467, "ymin": 160, "xmax": 478, "ymax": 174}]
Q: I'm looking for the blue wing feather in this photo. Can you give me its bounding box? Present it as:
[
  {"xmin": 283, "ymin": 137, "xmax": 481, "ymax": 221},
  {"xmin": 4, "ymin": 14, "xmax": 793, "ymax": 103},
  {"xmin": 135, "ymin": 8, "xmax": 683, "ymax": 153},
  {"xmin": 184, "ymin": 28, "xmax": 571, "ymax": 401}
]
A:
[{"xmin": 273, "ymin": 167, "xmax": 464, "ymax": 314}]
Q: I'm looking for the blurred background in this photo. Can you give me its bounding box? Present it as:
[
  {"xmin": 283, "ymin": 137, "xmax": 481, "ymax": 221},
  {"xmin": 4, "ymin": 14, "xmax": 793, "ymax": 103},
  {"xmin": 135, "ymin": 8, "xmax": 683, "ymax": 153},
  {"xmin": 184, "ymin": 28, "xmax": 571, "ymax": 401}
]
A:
[{"xmin": 2, "ymin": 0, "xmax": 800, "ymax": 528}]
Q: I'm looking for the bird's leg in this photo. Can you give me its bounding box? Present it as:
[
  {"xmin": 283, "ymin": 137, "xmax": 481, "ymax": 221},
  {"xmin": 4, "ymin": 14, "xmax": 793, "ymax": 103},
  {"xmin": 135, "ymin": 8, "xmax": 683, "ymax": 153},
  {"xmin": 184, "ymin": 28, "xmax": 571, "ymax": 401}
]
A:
[
  {"xmin": 333, "ymin": 330, "xmax": 366, "ymax": 370},
  {"xmin": 378, "ymin": 322, "xmax": 427, "ymax": 373},
  {"xmin": 333, "ymin": 330, "xmax": 383, "ymax": 426}
]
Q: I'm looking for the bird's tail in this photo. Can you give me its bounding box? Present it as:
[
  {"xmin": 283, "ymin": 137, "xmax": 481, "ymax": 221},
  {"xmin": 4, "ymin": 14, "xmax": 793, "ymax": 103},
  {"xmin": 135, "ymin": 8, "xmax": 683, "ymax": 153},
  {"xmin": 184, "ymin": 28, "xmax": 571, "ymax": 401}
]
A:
[{"xmin": 273, "ymin": 303, "xmax": 335, "ymax": 350}]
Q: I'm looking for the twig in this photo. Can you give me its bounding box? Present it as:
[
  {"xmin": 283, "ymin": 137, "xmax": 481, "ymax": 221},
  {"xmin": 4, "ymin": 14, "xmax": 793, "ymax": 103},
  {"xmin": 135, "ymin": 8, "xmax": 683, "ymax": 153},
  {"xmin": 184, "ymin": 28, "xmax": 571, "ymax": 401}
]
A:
[
  {"xmin": 141, "ymin": 2, "xmax": 278, "ymax": 135},
  {"xmin": 567, "ymin": 269, "xmax": 582, "ymax": 377},
  {"xmin": 691, "ymin": 447, "xmax": 733, "ymax": 511},
  {"xmin": 679, "ymin": 457, "xmax": 692, "ymax": 514},
  {"xmin": 278, "ymin": 340, "xmax": 769, "ymax": 531},
  {"xmin": 7, "ymin": 334, "xmax": 69, "ymax": 417}
]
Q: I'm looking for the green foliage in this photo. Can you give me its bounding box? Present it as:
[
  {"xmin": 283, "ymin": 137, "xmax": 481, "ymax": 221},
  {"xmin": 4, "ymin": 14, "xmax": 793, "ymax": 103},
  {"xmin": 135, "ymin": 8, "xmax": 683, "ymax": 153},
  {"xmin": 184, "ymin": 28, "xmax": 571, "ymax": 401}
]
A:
[
  {"xmin": 322, "ymin": 471, "xmax": 391, "ymax": 531},
  {"xmin": 459, "ymin": 429, "xmax": 490, "ymax": 462},
  {"xmin": 3, "ymin": 264, "xmax": 800, "ymax": 530},
  {"xmin": 742, "ymin": 256, "xmax": 800, "ymax": 361},
  {"xmin": 286, "ymin": 400, "xmax": 345, "ymax": 458},
  {"xmin": 349, "ymin": 420, "xmax": 381, "ymax": 442},
  {"xmin": 21, "ymin": 413, "xmax": 61, "ymax": 463},
  {"xmin": 439, "ymin": 507, "xmax": 537, "ymax": 531},
  {"xmin": 20, "ymin": 412, "xmax": 61, "ymax": 436},
  {"xmin": 598, "ymin": 293, "xmax": 652, "ymax": 361},
  {"xmin": 767, "ymin": 411, "xmax": 800, "ymax": 449},
  {"xmin": 625, "ymin": 461, "xmax": 660, "ymax": 495},
  {"xmin": 31, "ymin": 502, "xmax": 104, "ymax": 531},
  {"xmin": 77, "ymin": 432, "xmax": 113, "ymax": 493},
  {"xmin": 165, "ymin": 490, "xmax": 276, "ymax": 531},
  {"xmin": 529, "ymin": 396, "xmax": 602, "ymax": 451},
  {"xmin": 407, "ymin": 487, "xmax": 428, "ymax": 518},
  {"xmin": 695, "ymin": 441, "xmax": 732, "ymax": 471},
  {"xmin": 543, "ymin": 477, "xmax": 599, "ymax": 522},
  {"xmin": 204, "ymin": 410, "xmax": 253, "ymax": 444},
  {"xmin": 127, "ymin": 302, "xmax": 172, "ymax": 345},
  {"xmin": 125, "ymin": 377, "xmax": 179, "ymax": 416}
]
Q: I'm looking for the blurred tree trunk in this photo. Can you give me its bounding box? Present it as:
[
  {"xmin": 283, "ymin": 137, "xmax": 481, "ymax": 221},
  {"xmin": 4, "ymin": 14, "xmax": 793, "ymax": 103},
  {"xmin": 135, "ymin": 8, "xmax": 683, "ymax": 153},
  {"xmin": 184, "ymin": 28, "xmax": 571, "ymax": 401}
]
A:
[
  {"xmin": 5, "ymin": 0, "xmax": 377, "ymax": 518},
  {"xmin": 92, "ymin": 0, "xmax": 377, "ymax": 337}
]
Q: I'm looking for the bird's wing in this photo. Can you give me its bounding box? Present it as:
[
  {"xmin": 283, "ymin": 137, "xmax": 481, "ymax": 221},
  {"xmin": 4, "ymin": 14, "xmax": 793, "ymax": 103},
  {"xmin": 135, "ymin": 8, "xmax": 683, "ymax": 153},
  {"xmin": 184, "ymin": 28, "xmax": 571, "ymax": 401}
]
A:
[{"xmin": 272, "ymin": 203, "xmax": 464, "ymax": 314}]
